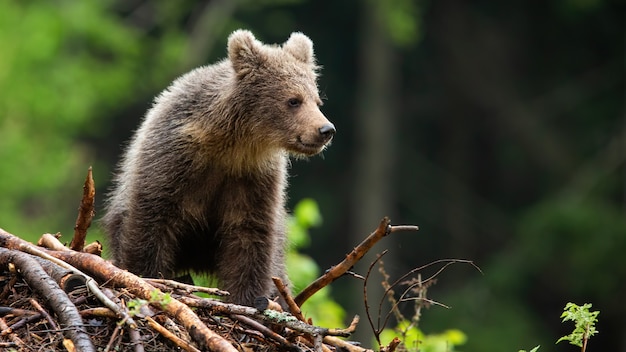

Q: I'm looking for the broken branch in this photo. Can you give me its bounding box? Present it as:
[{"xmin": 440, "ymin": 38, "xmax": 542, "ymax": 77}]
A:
[
  {"xmin": 0, "ymin": 247, "xmax": 95, "ymax": 352},
  {"xmin": 70, "ymin": 167, "xmax": 95, "ymax": 252},
  {"xmin": 295, "ymin": 217, "xmax": 418, "ymax": 306}
]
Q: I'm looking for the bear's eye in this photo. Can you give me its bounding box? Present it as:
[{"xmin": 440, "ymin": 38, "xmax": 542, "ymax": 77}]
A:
[{"xmin": 287, "ymin": 98, "xmax": 302, "ymax": 108}]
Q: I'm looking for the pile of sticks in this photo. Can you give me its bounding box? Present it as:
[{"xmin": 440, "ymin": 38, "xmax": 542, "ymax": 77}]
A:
[{"xmin": 0, "ymin": 168, "xmax": 418, "ymax": 351}]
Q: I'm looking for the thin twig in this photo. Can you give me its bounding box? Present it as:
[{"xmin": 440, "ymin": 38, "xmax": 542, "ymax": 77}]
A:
[
  {"xmin": 128, "ymin": 326, "xmax": 144, "ymax": 352},
  {"xmin": 70, "ymin": 167, "xmax": 95, "ymax": 252},
  {"xmin": 295, "ymin": 217, "xmax": 399, "ymax": 306},
  {"xmin": 104, "ymin": 323, "xmax": 123, "ymax": 352},
  {"xmin": 0, "ymin": 318, "xmax": 25, "ymax": 349},
  {"xmin": 231, "ymin": 314, "xmax": 297, "ymax": 350},
  {"xmin": 379, "ymin": 259, "xmax": 475, "ymax": 336},
  {"xmin": 145, "ymin": 278, "xmax": 229, "ymax": 296},
  {"xmin": 29, "ymin": 299, "xmax": 59, "ymax": 331},
  {"xmin": 363, "ymin": 250, "xmax": 388, "ymax": 341},
  {"xmin": 20, "ymin": 241, "xmax": 136, "ymax": 328},
  {"xmin": 0, "ymin": 248, "xmax": 95, "ymax": 352},
  {"xmin": 145, "ymin": 316, "xmax": 200, "ymax": 352},
  {"xmin": 272, "ymin": 276, "xmax": 305, "ymax": 321},
  {"xmin": 323, "ymin": 336, "xmax": 371, "ymax": 352}
]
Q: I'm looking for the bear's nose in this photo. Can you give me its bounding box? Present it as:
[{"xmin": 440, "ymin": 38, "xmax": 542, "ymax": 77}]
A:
[{"xmin": 319, "ymin": 123, "xmax": 336, "ymax": 138}]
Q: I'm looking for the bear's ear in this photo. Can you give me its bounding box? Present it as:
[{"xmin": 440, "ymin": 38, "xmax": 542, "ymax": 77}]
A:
[
  {"xmin": 228, "ymin": 29, "xmax": 265, "ymax": 76},
  {"xmin": 283, "ymin": 32, "xmax": 315, "ymax": 65}
]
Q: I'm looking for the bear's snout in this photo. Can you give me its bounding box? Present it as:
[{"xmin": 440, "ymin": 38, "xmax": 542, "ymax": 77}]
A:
[
  {"xmin": 319, "ymin": 123, "xmax": 336, "ymax": 142},
  {"xmin": 292, "ymin": 121, "xmax": 335, "ymax": 156},
  {"xmin": 310, "ymin": 121, "xmax": 335, "ymax": 148}
]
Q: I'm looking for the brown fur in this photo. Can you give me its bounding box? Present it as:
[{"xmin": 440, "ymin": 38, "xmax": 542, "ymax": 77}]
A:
[{"xmin": 102, "ymin": 30, "xmax": 334, "ymax": 306}]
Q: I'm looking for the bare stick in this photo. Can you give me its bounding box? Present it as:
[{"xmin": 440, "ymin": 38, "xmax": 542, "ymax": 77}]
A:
[
  {"xmin": 178, "ymin": 295, "xmax": 354, "ymax": 338},
  {"xmin": 385, "ymin": 337, "xmax": 401, "ymax": 352},
  {"xmin": 272, "ymin": 276, "xmax": 305, "ymax": 321},
  {"xmin": 79, "ymin": 307, "xmax": 119, "ymax": 319},
  {"xmin": 49, "ymin": 250, "xmax": 236, "ymax": 352},
  {"xmin": 364, "ymin": 250, "xmax": 388, "ymax": 341},
  {"xmin": 328, "ymin": 315, "xmax": 359, "ymax": 336},
  {"xmin": 231, "ymin": 314, "xmax": 296, "ymax": 350},
  {"xmin": 145, "ymin": 278, "xmax": 229, "ymax": 296},
  {"xmin": 3, "ymin": 312, "xmax": 43, "ymax": 334},
  {"xmin": 295, "ymin": 217, "xmax": 420, "ymax": 306},
  {"xmin": 0, "ymin": 228, "xmax": 237, "ymax": 352},
  {"xmin": 128, "ymin": 327, "xmax": 145, "ymax": 352},
  {"xmin": 38, "ymin": 233, "xmax": 68, "ymax": 251},
  {"xmin": 70, "ymin": 167, "xmax": 95, "ymax": 252},
  {"xmin": 145, "ymin": 316, "xmax": 200, "ymax": 352},
  {"xmin": 323, "ymin": 336, "xmax": 371, "ymax": 352},
  {"xmin": 270, "ymin": 278, "xmax": 335, "ymax": 352},
  {"xmin": 29, "ymin": 298, "xmax": 59, "ymax": 331},
  {"xmin": 5, "ymin": 232, "xmax": 135, "ymax": 328},
  {"xmin": 0, "ymin": 247, "xmax": 95, "ymax": 352},
  {"xmin": 0, "ymin": 318, "xmax": 25, "ymax": 349},
  {"xmin": 82, "ymin": 241, "xmax": 102, "ymax": 256},
  {"xmin": 104, "ymin": 323, "xmax": 123, "ymax": 352}
]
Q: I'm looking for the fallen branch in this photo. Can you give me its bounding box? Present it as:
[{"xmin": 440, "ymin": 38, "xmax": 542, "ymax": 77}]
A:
[
  {"xmin": 0, "ymin": 247, "xmax": 95, "ymax": 352},
  {"xmin": 146, "ymin": 316, "xmax": 200, "ymax": 352},
  {"xmin": 0, "ymin": 228, "xmax": 236, "ymax": 352},
  {"xmin": 47, "ymin": 250, "xmax": 237, "ymax": 352},
  {"xmin": 0, "ymin": 190, "xmax": 426, "ymax": 351},
  {"xmin": 2, "ymin": 231, "xmax": 136, "ymax": 328},
  {"xmin": 231, "ymin": 314, "xmax": 297, "ymax": 350},
  {"xmin": 272, "ymin": 276, "xmax": 305, "ymax": 321},
  {"xmin": 179, "ymin": 295, "xmax": 357, "ymax": 340},
  {"xmin": 0, "ymin": 318, "xmax": 25, "ymax": 349},
  {"xmin": 145, "ymin": 278, "xmax": 229, "ymax": 296},
  {"xmin": 70, "ymin": 167, "xmax": 95, "ymax": 252},
  {"xmin": 295, "ymin": 217, "xmax": 419, "ymax": 306}
]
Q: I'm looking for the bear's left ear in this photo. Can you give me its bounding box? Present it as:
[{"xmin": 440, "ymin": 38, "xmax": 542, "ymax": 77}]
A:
[
  {"xmin": 228, "ymin": 29, "xmax": 265, "ymax": 77},
  {"xmin": 283, "ymin": 32, "xmax": 315, "ymax": 65}
]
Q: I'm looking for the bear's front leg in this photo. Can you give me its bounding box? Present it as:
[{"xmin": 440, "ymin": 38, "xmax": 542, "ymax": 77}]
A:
[{"xmin": 214, "ymin": 221, "xmax": 287, "ymax": 306}]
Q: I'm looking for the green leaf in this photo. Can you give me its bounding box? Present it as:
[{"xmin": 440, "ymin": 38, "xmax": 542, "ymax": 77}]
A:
[{"xmin": 556, "ymin": 302, "xmax": 599, "ymax": 348}]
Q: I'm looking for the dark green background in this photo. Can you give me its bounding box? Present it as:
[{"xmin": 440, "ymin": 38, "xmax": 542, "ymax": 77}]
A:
[{"xmin": 0, "ymin": 0, "xmax": 623, "ymax": 350}]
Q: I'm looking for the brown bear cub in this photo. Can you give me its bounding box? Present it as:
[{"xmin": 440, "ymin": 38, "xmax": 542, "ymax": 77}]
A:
[{"xmin": 102, "ymin": 30, "xmax": 334, "ymax": 306}]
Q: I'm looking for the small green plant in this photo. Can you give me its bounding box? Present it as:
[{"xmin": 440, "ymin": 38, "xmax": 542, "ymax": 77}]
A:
[
  {"xmin": 518, "ymin": 302, "xmax": 599, "ymax": 352},
  {"xmin": 126, "ymin": 298, "xmax": 148, "ymax": 317},
  {"xmin": 287, "ymin": 198, "xmax": 346, "ymax": 328},
  {"xmin": 126, "ymin": 291, "xmax": 172, "ymax": 317},
  {"xmin": 149, "ymin": 290, "xmax": 172, "ymax": 309},
  {"xmin": 518, "ymin": 346, "xmax": 540, "ymax": 352},
  {"xmin": 556, "ymin": 302, "xmax": 599, "ymax": 352}
]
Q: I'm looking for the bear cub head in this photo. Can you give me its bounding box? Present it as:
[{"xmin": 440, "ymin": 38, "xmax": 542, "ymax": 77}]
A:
[{"xmin": 226, "ymin": 30, "xmax": 335, "ymax": 158}]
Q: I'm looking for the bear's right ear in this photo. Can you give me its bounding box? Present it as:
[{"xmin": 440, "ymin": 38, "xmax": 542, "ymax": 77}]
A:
[
  {"xmin": 228, "ymin": 29, "xmax": 265, "ymax": 77},
  {"xmin": 283, "ymin": 32, "xmax": 315, "ymax": 65}
]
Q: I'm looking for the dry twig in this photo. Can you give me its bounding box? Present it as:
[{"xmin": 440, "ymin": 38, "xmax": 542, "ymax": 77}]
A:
[
  {"xmin": 145, "ymin": 278, "xmax": 229, "ymax": 296},
  {"xmin": 295, "ymin": 217, "xmax": 418, "ymax": 306},
  {"xmin": 272, "ymin": 276, "xmax": 305, "ymax": 321},
  {"xmin": 70, "ymin": 167, "xmax": 95, "ymax": 251},
  {"xmin": 0, "ymin": 247, "xmax": 95, "ymax": 352}
]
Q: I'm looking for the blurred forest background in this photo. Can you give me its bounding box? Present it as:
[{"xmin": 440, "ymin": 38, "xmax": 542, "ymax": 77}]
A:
[{"xmin": 0, "ymin": 0, "xmax": 624, "ymax": 350}]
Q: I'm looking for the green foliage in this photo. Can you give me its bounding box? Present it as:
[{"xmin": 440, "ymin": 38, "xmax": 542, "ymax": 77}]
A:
[
  {"xmin": 556, "ymin": 302, "xmax": 599, "ymax": 350},
  {"xmin": 517, "ymin": 302, "xmax": 599, "ymax": 352},
  {"xmin": 379, "ymin": 322, "xmax": 466, "ymax": 352},
  {"xmin": 372, "ymin": 0, "xmax": 422, "ymax": 47},
  {"xmin": 150, "ymin": 290, "xmax": 173, "ymax": 309},
  {"xmin": 518, "ymin": 196, "xmax": 626, "ymax": 296},
  {"xmin": 286, "ymin": 198, "xmax": 346, "ymax": 328},
  {"xmin": 287, "ymin": 198, "xmax": 322, "ymax": 249},
  {"xmin": 126, "ymin": 298, "xmax": 148, "ymax": 317},
  {"xmin": 127, "ymin": 291, "xmax": 172, "ymax": 317},
  {"xmin": 0, "ymin": 1, "xmax": 185, "ymax": 240}
]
